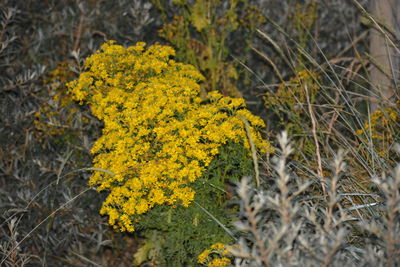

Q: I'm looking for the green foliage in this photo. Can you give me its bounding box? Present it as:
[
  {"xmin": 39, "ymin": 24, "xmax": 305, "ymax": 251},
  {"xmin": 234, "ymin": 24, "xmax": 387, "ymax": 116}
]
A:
[
  {"xmin": 265, "ymin": 69, "xmax": 320, "ymax": 129},
  {"xmin": 153, "ymin": 0, "xmax": 265, "ymax": 97},
  {"xmin": 132, "ymin": 142, "xmax": 253, "ymax": 266},
  {"xmin": 67, "ymin": 41, "xmax": 269, "ymax": 265},
  {"xmin": 264, "ymin": 68, "xmax": 321, "ymax": 163},
  {"xmin": 290, "ymin": 0, "xmax": 318, "ymax": 51},
  {"xmin": 67, "ymin": 41, "xmax": 271, "ymax": 232}
]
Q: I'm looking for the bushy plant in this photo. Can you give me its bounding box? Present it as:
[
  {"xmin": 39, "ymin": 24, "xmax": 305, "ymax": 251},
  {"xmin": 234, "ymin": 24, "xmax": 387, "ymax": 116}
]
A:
[
  {"xmin": 357, "ymin": 105, "xmax": 400, "ymax": 159},
  {"xmin": 264, "ymin": 69, "xmax": 320, "ymax": 136},
  {"xmin": 67, "ymin": 41, "xmax": 272, "ymax": 265},
  {"xmin": 154, "ymin": 0, "xmax": 265, "ymax": 97},
  {"xmin": 230, "ymin": 132, "xmax": 400, "ymax": 266},
  {"xmin": 257, "ymin": 0, "xmax": 398, "ymax": 193}
]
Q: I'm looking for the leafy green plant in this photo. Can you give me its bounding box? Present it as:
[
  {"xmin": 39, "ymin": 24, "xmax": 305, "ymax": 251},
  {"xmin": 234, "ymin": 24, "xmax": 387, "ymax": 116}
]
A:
[
  {"xmin": 153, "ymin": 0, "xmax": 265, "ymax": 97},
  {"xmin": 68, "ymin": 41, "xmax": 272, "ymax": 265},
  {"xmin": 133, "ymin": 142, "xmax": 252, "ymax": 266}
]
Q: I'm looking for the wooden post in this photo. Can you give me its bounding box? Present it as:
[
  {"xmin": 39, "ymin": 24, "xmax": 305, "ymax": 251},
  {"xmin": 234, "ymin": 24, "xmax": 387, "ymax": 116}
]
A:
[{"xmin": 369, "ymin": 0, "xmax": 399, "ymax": 110}]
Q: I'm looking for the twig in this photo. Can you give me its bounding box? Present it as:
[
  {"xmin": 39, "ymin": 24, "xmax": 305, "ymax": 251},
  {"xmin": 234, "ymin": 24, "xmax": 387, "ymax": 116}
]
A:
[
  {"xmin": 73, "ymin": 13, "xmax": 85, "ymax": 52},
  {"xmin": 304, "ymin": 85, "xmax": 325, "ymax": 193},
  {"xmin": 241, "ymin": 117, "xmax": 260, "ymax": 188},
  {"xmin": 194, "ymin": 201, "xmax": 237, "ymax": 241}
]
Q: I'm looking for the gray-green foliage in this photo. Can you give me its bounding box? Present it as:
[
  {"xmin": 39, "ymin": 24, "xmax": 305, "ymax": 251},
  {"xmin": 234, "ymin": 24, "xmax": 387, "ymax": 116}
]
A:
[
  {"xmin": 231, "ymin": 132, "xmax": 400, "ymax": 266},
  {"xmin": 0, "ymin": 1, "xmax": 158, "ymax": 266}
]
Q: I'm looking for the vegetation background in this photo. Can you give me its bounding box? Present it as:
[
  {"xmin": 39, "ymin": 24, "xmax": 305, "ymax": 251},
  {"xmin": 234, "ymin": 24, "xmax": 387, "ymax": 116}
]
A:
[{"xmin": 1, "ymin": 0, "xmax": 399, "ymax": 266}]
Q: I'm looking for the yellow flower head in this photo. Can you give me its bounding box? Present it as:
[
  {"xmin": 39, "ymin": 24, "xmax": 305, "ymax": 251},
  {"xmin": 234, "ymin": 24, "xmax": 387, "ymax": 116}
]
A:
[{"xmin": 198, "ymin": 243, "xmax": 232, "ymax": 266}]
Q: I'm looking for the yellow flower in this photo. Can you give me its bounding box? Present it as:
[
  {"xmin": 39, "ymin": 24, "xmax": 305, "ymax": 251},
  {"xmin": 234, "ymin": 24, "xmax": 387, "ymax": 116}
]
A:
[
  {"xmin": 198, "ymin": 249, "xmax": 211, "ymax": 263},
  {"xmin": 198, "ymin": 243, "xmax": 233, "ymax": 266},
  {"xmin": 68, "ymin": 41, "xmax": 273, "ymax": 231},
  {"xmin": 207, "ymin": 257, "xmax": 231, "ymax": 267},
  {"xmin": 210, "ymin": 243, "xmax": 225, "ymax": 250}
]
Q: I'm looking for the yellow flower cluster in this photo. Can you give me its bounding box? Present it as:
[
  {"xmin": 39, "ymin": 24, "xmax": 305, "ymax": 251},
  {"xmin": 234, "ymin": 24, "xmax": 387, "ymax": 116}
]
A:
[
  {"xmin": 197, "ymin": 243, "xmax": 232, "ymax": 267},
  {"xmin": 357, "ymin": 107, "xmax": 398, "ymax": 141},
  {"xmin": 68, "ymin": 41, "xmax": 273, "ymax": 231},
  {"xmin": 357, "ymin": 106, "xmax": 399, "ymax": 157}
]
